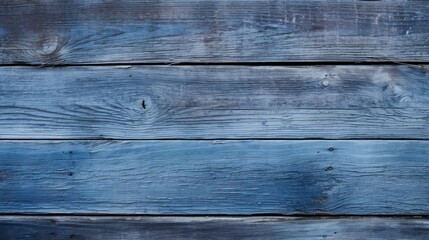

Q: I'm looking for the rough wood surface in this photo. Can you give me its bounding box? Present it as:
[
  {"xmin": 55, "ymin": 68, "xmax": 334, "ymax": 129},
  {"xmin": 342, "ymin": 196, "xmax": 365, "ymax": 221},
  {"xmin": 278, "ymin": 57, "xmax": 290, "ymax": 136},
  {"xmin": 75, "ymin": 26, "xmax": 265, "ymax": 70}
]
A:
[
  {"xmin": 1, "ymin": 216, "xmax": 428, "ymax": 240},
  {"xmin": 1, "ymin": 65, "xmax": 429, "ymax": 139},
  {"xmin": 1, "ymin": 0, "xmax": 429, "ymax": 64},
  {"xmin": 0, "ymin": 140, "xmax": 428, "ymax": 214}
]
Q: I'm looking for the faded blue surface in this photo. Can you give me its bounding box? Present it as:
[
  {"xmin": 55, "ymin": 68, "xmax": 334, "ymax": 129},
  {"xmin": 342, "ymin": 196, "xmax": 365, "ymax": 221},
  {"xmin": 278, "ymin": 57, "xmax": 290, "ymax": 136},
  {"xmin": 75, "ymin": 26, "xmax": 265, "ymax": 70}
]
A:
[
  {"xmin": 0, "ymin": 1, "xmax": 428, "ymax": 64},
  {"xmin": 0, "ymin": 65, "xmax": 428, "ymax": 139},
  {"xmin": 0, "ymin": 140, "xmax": 428, "ymax": 214},
  {"xmin": 0, "ymin": 216, "xmax": 429, "ymax": 240},
  {"xmin": 0, "ymin": 0, "xmax": 428, "ymax": 237}
]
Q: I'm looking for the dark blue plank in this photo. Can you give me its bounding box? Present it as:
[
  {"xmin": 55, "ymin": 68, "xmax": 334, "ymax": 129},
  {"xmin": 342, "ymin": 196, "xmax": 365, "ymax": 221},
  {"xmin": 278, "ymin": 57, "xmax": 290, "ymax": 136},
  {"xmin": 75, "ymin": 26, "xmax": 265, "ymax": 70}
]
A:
[
  {"xmin": 1, "ymin": 216, "xmax": 428, "ymax": 240},
  {"xmin": 0, "ymin": 140, "xmax": 428, "ymax": 214},
  {"xmin": 1, "ymin": 0, "xmax": 428, "ymax": 64}
]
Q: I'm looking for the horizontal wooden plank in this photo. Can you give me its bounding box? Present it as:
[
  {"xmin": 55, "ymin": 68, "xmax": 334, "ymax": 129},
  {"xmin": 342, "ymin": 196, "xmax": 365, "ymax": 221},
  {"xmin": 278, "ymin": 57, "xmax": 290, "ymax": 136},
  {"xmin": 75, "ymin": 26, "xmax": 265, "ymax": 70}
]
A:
[
  {"xmin": 1, "ymin": 65, "xmax": 429, "ymax": 139},
  {"xmin": 1, "ymin": 216, "xmax": 428, "ymax": 240},
  {"xmin": 0, "ymin": 140, "xmax": 428, "ymax": 214},
  {"xmin": 1, "ymin": 1, "xmax": 429, "ymax": 64}
]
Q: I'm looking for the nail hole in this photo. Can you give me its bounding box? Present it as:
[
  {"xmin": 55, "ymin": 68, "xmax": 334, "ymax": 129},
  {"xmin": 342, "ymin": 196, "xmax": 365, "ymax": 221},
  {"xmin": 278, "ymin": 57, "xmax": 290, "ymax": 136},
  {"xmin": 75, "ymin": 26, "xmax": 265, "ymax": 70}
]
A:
[
  {"xmin": 141, "ymin": 100, "xmax": 146, "ymax": 109},
  {"xmin": 68, "ymin": 172, "xmax": 74, "ymax": 176},
  {"xmin": 325, "ymin": 166, "xmax": 333, "ymax": 171},
  {"xmin": 328, "ymin": 147, "xmax": 334, "ymax": 151}
]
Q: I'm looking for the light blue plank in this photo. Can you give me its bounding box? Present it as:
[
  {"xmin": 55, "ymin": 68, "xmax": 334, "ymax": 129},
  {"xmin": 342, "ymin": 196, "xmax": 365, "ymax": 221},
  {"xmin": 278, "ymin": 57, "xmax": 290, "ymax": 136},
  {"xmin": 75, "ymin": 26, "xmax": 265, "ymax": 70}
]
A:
[
  {"xmin": 1, "ymin": 65, "xmax": 428, "ymax": 139},
  {"xmin": 0, "ymin": 140, "xmax": 428, "ymax": 214},
  {"xmin": 0, "ymin": 0, "xmax": 428, "ymax": 64}
]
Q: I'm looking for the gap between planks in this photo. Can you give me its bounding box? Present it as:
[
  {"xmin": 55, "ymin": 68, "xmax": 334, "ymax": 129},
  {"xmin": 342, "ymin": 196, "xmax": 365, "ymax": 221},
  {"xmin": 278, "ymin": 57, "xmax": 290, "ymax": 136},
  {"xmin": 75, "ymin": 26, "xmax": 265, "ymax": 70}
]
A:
[
  {"xmin": 0, "ymin": 138, "xmax": 429, "ymax": 141},
  {"xmin": 2, "ymin": 61, "xmax": 429, "ymax": 68},
  {"xmin": 1, "ymin": 214, "xmax": 429, "ymax": 218}
]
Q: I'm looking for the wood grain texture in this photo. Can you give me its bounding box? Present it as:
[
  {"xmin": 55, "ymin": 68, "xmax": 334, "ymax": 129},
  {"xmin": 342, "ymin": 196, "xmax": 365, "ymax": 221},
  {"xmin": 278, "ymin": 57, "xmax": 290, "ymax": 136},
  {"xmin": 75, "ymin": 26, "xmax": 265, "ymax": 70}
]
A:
[
  {"xmin": 1, "ymin": 216, "xmax": 429, "ymax": 240},
  {"xmin": 1, "ymin": 0, "xmax": 429, "ymax": 64},
  {"xmin": 0, "ymin": 140, "xmax": 428, "ymax": 214},
  {"xmin": 1, "ymin": 65, "xmax": 429, "ymax": 139}
]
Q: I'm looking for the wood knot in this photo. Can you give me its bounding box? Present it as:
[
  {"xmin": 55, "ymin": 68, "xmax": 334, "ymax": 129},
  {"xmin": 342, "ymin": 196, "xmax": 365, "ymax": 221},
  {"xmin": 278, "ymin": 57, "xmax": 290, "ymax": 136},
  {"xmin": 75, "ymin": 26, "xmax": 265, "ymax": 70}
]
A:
[
  {"xmin": 36, "ymin": 36, "xmax": 65, "ymax": 63},
  {"xmin": 399, "ymin": 95, "xmax": 413, "ymax": 105},
  {"xmin": 38, "ymin": 37, "xmax": 61, "ymax": 55}
]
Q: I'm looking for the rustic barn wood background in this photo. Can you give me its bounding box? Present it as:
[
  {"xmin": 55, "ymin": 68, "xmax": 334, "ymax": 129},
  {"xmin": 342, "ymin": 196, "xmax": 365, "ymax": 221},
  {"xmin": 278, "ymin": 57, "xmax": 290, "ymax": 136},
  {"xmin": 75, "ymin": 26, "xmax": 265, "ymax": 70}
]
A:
[{"xmin": 1, "ymin": 0, "xmax": 429, "ymax": 239}]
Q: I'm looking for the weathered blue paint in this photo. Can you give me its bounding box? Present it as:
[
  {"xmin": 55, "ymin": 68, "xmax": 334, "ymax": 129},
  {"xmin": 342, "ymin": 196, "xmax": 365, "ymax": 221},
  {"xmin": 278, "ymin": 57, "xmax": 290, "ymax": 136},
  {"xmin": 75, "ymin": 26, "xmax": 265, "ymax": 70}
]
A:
[
  {"xmin": 0, "ymin": 65, "xmax": 428, "ymax": 139},
  {"xmin": 0, "ymin": 0, "xmax": 428, "ymax": 236},
  {"xmin": 0, "ymin": 140, "xmax": 428, "ymax": 214},
  {"xmin": 1, "ymin": 216, "xmax": 429, "ymax": 240},
  {"xmin": 0, "ymin": 0, "xmax": 428, "ymax": 64}
]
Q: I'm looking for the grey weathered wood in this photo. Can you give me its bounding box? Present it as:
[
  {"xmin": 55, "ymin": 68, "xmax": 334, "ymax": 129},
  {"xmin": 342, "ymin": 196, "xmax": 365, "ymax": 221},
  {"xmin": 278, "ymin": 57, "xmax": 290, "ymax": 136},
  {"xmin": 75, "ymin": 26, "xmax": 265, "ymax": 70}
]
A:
[
  {"xmin": 1, "ymin": 0, "xmax": 429, "ymax": 64},
  {"xmin": 0, "ymin": 140, "xmax": 428, "ymax": 214},
  {"xmin": 1, "ymin": 216, "xmax": 428, "ymax": 240},
  {"xmin": 1, "ymin": 65, "xmax": 429, "ymax": 139}
]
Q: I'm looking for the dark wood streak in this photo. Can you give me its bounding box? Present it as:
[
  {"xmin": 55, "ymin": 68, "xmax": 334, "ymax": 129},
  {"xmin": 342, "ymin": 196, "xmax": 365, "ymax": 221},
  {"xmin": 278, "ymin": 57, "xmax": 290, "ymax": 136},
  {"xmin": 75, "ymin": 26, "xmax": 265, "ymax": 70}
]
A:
[
  {"xmin": 1, "ymin": 216, "xmax": 429, "ymax": 240},
  {"xmin": 0, "ymin": 140, "xmax": 428, "ymax": 214},
  {"xmin": 0, "ymin": 65, "xmax": 428, "ymax": 139},
  {"xmin": 0, "ymin": 0, "xmax": 428, "ymax": 64}
]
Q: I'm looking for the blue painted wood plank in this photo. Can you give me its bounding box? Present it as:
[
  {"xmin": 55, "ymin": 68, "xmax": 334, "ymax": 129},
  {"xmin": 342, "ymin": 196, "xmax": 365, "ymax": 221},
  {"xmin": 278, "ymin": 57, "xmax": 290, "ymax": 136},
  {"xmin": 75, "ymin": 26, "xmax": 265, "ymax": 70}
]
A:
[
  {"xmin": 0, "ymin": 140, "xmax": 428, "ymax": 214},
  {"xmin": 1, "ymin": 65, "xmax": 428, "ymax": 139},
  {"xmin": 1, "ymin": 216, "xmax": 428, "ymax": 240},
  {"xmin": 1, "ymin": 0, "xmax": 428, "ymax": 64}
]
